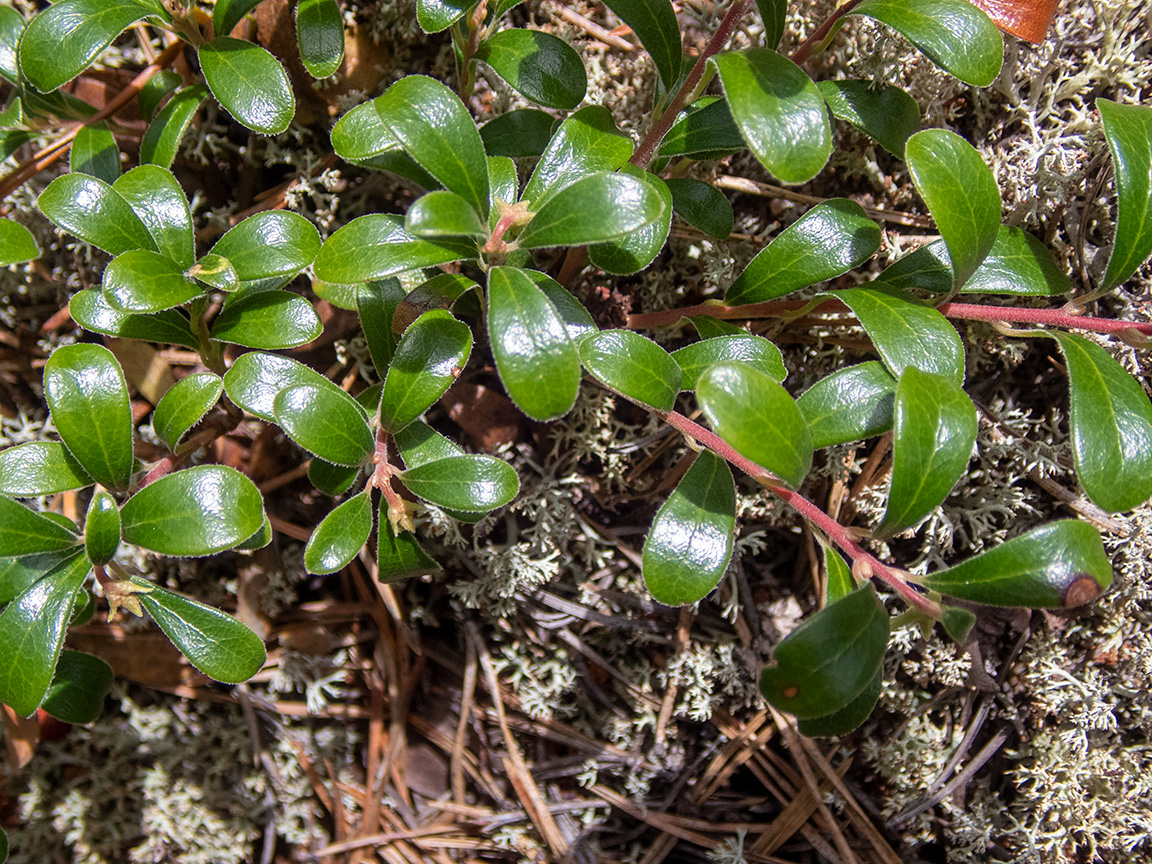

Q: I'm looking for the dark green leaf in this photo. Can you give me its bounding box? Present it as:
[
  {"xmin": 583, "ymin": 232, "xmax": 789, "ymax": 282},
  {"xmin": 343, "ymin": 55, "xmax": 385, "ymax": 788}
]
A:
[
  {"xmin": 70, "ymin": 290, "xmax": 199, "ymax": 348},
  {"xmin": 377, "ymin": 514, "xmax": 440, "ymax": 581},
  {"xmin": 672, "ymin": 334, "xmax": 786, "ymax": 389},
  {"xmin": 406, "ymin": 190, "xmax": 487, "ymax": 238},
  {"xmin": 113, "ymin": 165, "xmax": 195, "ymax": 269},
  {"xmin": 725, "ymin": 199, "xmax": 881, "ymax": 304},
  {"xmin": 379, "ymin": 310, "xmax": 473, "ymax": 433},
  {"xmin": 137, "ymin": 68, "xmax": 183, "ymax": 119},
  {"xmin": 0, "ymin": 551, "xmax": 90, "ymax": 716},
  {"xmin": 40, "ymin": 650, "xmax": 113, "ymax": 724},
  {"xmin": 579, "ymin": 330, "xmax": 681, "ymax": 413},
  {"xmin": 357, "ymin": 278, "xmax": 406, "ymax": 373},
  {"xmin": 0, "ymin": 497, "xmax": 80, "ymax": 557},
  {"xmin": 712, "ymin": 49, "xmax": 832, "ymax": 184},
  {"xmin": 588, "ymin": 166, "xmax": 672, "ymax": 275},
  {"xmin": 400, "ymin": 454, "xmax": 519, "ymax": 512},
  {"xmin": 1, "ymin": 554, "xmax": 72, "ymax": 605},
  {"xmin": 823, "ymin": 544, "xmax": 855, "ymax": 605},
  {"xmin": 760, "ymin": 583, "xmax": 889, "ymax": 720},
  {"xmin": 296, "ymin": 0, "xmax": 344, "ymax": 79},
  {"xmin": 199, "ymin": 37, "xmax": 295, "ymax": 135},
  {"xmin": 136, "ymin": 579, "xmax": 266, "ymax": 682},
  {"xmin": 476, "ymin": 28, "xmax": 586, "ymax": 110},
  {"xmin": 0, "ymin": 218, "xmax": 38, "ymax": 265},
  {"xmin": 37, "ymin": 173, "xmax": 156, "ymax": 256},
  {"xmin": 521, "ymin": 105, "xmax": 632, "ymax": 210},
  {"xmin": 314, "ymin": 214, "xmax": 476, "ymax": 283},
  {"xmin": 395, "ymin": 272, "xmax": 479, "ymax": 329},
  {"xmin": 304, "ymin": 491, "xmax": 373, "ymax": 574},
  {"xmin": 602, "ymin": 0, "xmax": 680, "ymax": 90},
  {"xmin": 70, "ymin": 121, "xmax": 119, "ymax": 183},
  {"xmin": 797, "ymin": 361, "xmax": 896, "ymax": 449},
  {"xmin": 697, "ymin": 362, "xmax": 813, "ymax": 488},
  {"xmin": 213, "ymin": 0, "xmax": 263, "ymax": 38},
  {"xmin": 1098, "ymin": 99, "xmax": 1152, "ymax": 290},
  {"xmin": 755, "ymin": 0, "xmax": 787, "ymax": 49},
  {"xmin": 518, "ymin": 171, "xmax": 666, "ymax": 249},
  {"xmin": 691, "ymin": 316, "xmax": 745, "ymax": 340},
  {"xmin": 223, "ymin": 351, "xmax": 337, "ymax": 422},
  {"xmin": 120, "ymin": 465, "xmax": 264, "ymax": 556},
  {"xmin": 416, "ymin": 0, "xmax": 473, "ymax": 33},
  {"xmin": 480, "ymin": 108, "xmax": 556, "ymax": 157},
  {"xmin": 308, "ymin": 459, "xmax": 360, "ymax": 496},
  {"xmin": 102, "ymin": 249, "xmax": 201, "ymax": 312},
  {"xmin": 905, "ymin": 128, "xmax": 1001, "ymax": 289},
  {"xmin": 209, "ymin": 210, "xmax": 321, "ymax": 281},
  {"xmin": 140, "ymin": 83, "xmax": 209, "ymax": 168},
  {"xmin": 211, "ymin": 290, "xmax": 322, "ymax": 349},
  {"xmin": 796, "ymin": 668, "xmax": 882, "ymax": 737},
  {"xmin": 83, "ymin": 490, "xmax": 120, "ymax": 566},
  {"xmin": 487, "ymin": 266, "xmax": 581, "ymax": 420},
  {"xmin": 941, "ymin": 606, "xmax": 976, "ymax": 643},
  {"xmin": 0, "ymin": 442, "xmax": 92, "ymax": 496},
  {"xmin": 659, "ymin": 98, "xmax": 744, "ymax": 159},
  {"xmin": 877, "ymin": 367, "xmax": 976, "ymax": 536},
  {"xmin": 273, "ymin": 382, "xmax": 374, "ymax": 466},
  {"xmin": 152, "ymin": 372, "xmax": 223, "ymax": 450},
  {"xmin": 642, "ymin": 450, "xmax": 735, "ymax": 606},
  {"xmin": 520, "ymin": 269, "xmax": 597, "ymax": 344},
  {"xmin": 923, "ymin": 520, "xmax": 1112, "ymax": 608},
  {"xmin": 816, "ymin": 79, "xmax": 920, "ymax": 156},
  {"xmin": 665, "ymin": 178, "xmax": 733, "ymax": 239},
  {"xmin": 43, "ymin": 344, "xmax": 134, "ymax": 490}
]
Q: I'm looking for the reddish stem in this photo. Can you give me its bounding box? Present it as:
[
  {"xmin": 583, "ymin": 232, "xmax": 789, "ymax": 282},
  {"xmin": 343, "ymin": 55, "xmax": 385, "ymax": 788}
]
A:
[{"xmin": 789, "ymin": 0, "xmax": 864, "ymax": 65}]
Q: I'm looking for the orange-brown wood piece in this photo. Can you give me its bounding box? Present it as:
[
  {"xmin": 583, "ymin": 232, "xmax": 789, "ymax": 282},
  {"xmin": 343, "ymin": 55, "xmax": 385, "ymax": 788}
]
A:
[{"xmin": 968, "ymin": 0, "xmax": 1061, "ymax": 44}]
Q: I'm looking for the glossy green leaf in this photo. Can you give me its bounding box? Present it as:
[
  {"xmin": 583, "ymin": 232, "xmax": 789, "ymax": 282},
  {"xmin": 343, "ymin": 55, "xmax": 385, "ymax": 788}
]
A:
[
  {"xmin": 18, "ymin": 0, "xmax": 153, "ymax": 92},
  {"xmin": 379, "ymin": 310, "xmax": 473, "ymax": 432},
  {"xmin": 877, "ymin": 367, "xmax": 976, "ymax": 536},
  {"xmin": 40, "ymin": 650, "xmax": 113, "ymax": 724},
  {"xmin": 0, "ymin": 4, "xmax": 23, "ymax": 83},
  {"xmin": 487, "ymin": 266, "xmax": 581, "ymax": 421},
  {"xmin": 400, "ymin": 454, "xmax": 519, "ymax": 513},
  {"xmin": 1047, "ymin": 332, "xmax": 1152, "ymax": 513},
  {"xmin": 659, "ymin": 98, "xmax": 744, "ymax": 159},
  {"xmin": 756, "ymin": 0, "xmax": 787, "ymax": 50},
  {"xmin": 0, "ymin": 442, "xmax": 92, "ymax": 497},
  {"xmin": 589, "ymin": 166, "xmax": 672, "ymax": 275},
  {"xmin": 480, "ymin": 108, "xmax": 556, "ymax": 158},
  {"xmin": 520, "ymin": 269, "xmax": 597, "ymax": 344},
  {"xmin": 152, "ymin": 372, "xmax": 223, "ymax": 450},
  {"xmin": 665, "ymin": 178, "xmax": 733, "ymax": 239},
  {"xmin": 376, "ymin": 75, "xmax": 489, "ymax": 217},
  {"xmin": 121, "ymin": 465, "xmax": 264, "ymax": 556},
  {"xmin": 189, "ymin": 253, "xmax": 238, "ymax": 292},
  {"xmin": 823, "ymin": 544, "xmax": 855, "ymax": 605},
  {"xmin": 211, "ymin": 290, "xmax": 322, "ymax": 349},
  {"xmin": 518, "ymin": 171, "xmax": 665, "ymax": 249},
  {"xmin": 213, "ymin": 0, "xmax": 263, "ymax": 37},
  {"xmin": 416, "ymin": 0, "xmax": 473, "ymax": 32},
  {"xmin": 70, "ymin": 121, "xmax": 119, "ymax": 184},
  {"xmin": 0, "ymin": 551, "xmax": 90, "ymax": 717},
  {"xmin": 602, "ymin": 0, "xmax": 680, "ymax": 90},
  {"xmin": 698, "ymin": 362, "xmax": 813, "ymax": 489},
  {"xmin": 642, "ymin": 450, "xmax": 735, "ymax": 606},
  {"xmin": 137, "ymin": 68, "xmax": 183, "ymax": 119},
  {"xmin": 43, "ymin": 344, "xmax": 133, "ymax": 490},
  {"xmin": 140, "ymin": 83, "xmax": 209, "ymax": 168},
  {"xmin": 70, "ymin": 290, "xmax": 199, "ymax": 348},
  {"xmin": 209, "ymin": 210, "xmax": 321, "ymax": 282},
  {"xmin": 37, "ymin": 173, "xmax": 156, "ymax": 256},
  {"xmin": 475, "ymin": 28, "xmax": 586, "ymax": 110},
  {"xmin": 394, "ymin": 419, "xmax": 463, "ymax": 468},
  {"xmin": 923, "ymin": 520, "xmax": 1112, "ymax": 608},
  {"xmin": 0, "ymin": 497, "xmax": 81, "ymax": 557},
  {"xmin": 83, "ymin": 490, "xmax": 120, "ymax": 566},
  {"xmin": 0, "ymin": 218, "xmax": 38, "ymax": 265},
  {"xmin": 136, "ymin": 579, "xmax": 266, "ymax": 683},
  {"xmin": 1098, "ymin": 99, "xmax": 1152, "ymax": 290},
  {"xmin": 672, "ymin": 334, "xmax": 786, "ymax": 389},
  {"xmin": 313, "ymin": 279, "xmax": 357, "ymax": 310},
  {"xmin": 830, "ymin": 284, "xmax": 965, "ymax": 385},
  {"xmin": 357, "ymin": 278, "xmax": 405, "ymax": 373},
  {"xmin": 816, "ymin": 79, "xmax": 921, "ymax": 156},
  {"xmin": 797, "ymin": 361, "xmax": 896, "ymax": 449},
  {"xmin": 314, "ymin": 214, "xmax": 476, "ymax": 283},
  {"xmin": 273, "ymin": 383, "xmax": 374, "ymax": 466},
  {"xmin": 849, "ymin": 0, "xmax": 1002, "ymax": 86},
  {"xmin": 199, "ymin": 37, "xmax": 295, "ymax": 135},
  {"xmin": 406, "ymin": 190, "xmax": 487, "ymax": 238},
  {"xmin": 796, "ymin": 668, "xmax": 882, "ymax": 737},
  {"xmin": 579, "ymin": 330, "xmax": 681, "ymax": 413},
  {"xmin": 304, "ymin": 491, "xmax": 373, "ymax": 575},
  {"xmin": 113, "ymin": 165, "xmax": 195, "ymax": 269},
  {"xmin": 725, "ymin": 199, "xmax": 881, "ymax": 304},
  {"xmin": 521, "ymin": 105, "xmax": 632, "ymax": 210},
  {"xmin": 103, "ymin": 249, "xmax": 201, "ymax": 313},
  {"xmin": 223, "ymin": 351, "xmax": 338, "ymax": 421},
  {"xmin": 712, "ymin": 49, "xmax": 832, "ymax": 184},
  {"xmin": 296, "ymin": 0, "xmax": 344, "ymax": 79},
  {"xmin": 377, "ymin": 515, "xmax": 440, "ymax": 581},
  {"xmin": 329, "ymin": 100, "xmax": 439, "ymax": 186},
  {"xmin": 905, "ymin": 129, "xmax": 1001, "ymax": 289},
  {"xmin": 1, "ymin": 555, "xmax": 70, "ymax": 605},
  {"xmin": 760, "ymin": 583, "xmax": 889, "ymax": 720}
]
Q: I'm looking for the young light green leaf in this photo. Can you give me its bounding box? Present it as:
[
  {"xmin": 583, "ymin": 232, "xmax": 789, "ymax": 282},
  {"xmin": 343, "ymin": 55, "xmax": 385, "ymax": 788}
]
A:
[
  {"xmin": 672, "ymin": 334, "xmax": 786, "ymax": 390},
  {"xmin": 121, "ymin": 465, "xmax": 265, "ymax": 556},
  {"xmin": 70, "ymin": 121, "xmax": 119, "ymax": 183},
  {"xmin": 521, "ymin": 105, "xmax": 632, "ymax": 210},
  {"xmin": 102, "ymin": 249, "xmax": 201, "ymax": 313},
  {"xmin": 17, "ymin": 0, "xmax": 153, "ymax": 92},
  {"xmin": 198, "ymin": 37, "xmax": 295, "ymax": 135},
  {"xmin": 830, "ymin": 284, "xmax": 965, "ymax": 385},
  {"xmin": 379, "ymin": 310, "xmax": 473, "ymax": 432},
  {"xmin": 725, "ymin": 199, "xmax": 881, "ymax": 304},
  {"xmin": 941, "ymin": 606, "xmax": 976, "ymax": 644},
  {"xmin": 1047, "ymin": 331, "xmax": 1152, "ymax": 513},
  {"xmin": 475, "ymin": 28, "xmax": 587, "ymax": 110},
  {"xmin": 83, "ymin": 490, "xmax": 120, "ymax": 566},
  {"xmin": 0, "ymin": 442, "xmax": 93, "ymax": 497},
  {"xmin": 211, "ymin": 290, "xmax": 322, "ymax": 350},
  {"xmin": 823, "ymin": 544, "xmax": 855, "ymax": 605},
  {"xmin": 415, "ymin": 0, "xmax": 473, "ymax": 32},
  {"xmin": 816, "ymin": 79, "xmax": 921, "ymax": 156},
  {"xmin": 760, "ymin": 583, "xmax": 889, "ymax": 720},
  {"xmin": 377, "ymin": 514, "xmax": 440, "ymax": 581},
  {"xmin": 223, "ymin": 351, "xmax": 339, "ymax": 421},
  {"xmin": 659, "ymin": 98, "xmax": 744, "ymax": 159},
  {"xmin": 1098, "ymin": 99, "xmax": 1152, "ymax": 290},
  {"xmin": 0, "ymin": 551, "xmax": 90, "ymax": 717},
  {"xmin": 37, "ymin": 173, "xmax": 156, "ymax": 256},
  {"xmin": 0, "ymin": 218, "xmax": 38, "ymax": 265},
  {"xmin": 517, "ymin": 171, "xmax": 666, "ymax": 249},
  {"xmin": 480, "ymin": 108, "xmax": 556, "ymax": 158},
  {"xmin": 113, "ymin": 165, "xmax": 195, "ymax": 269},
  {"xmin": 602, "ymin": 0, "xmax": 680, "ymax": 90},
  {"xmin": 711, "ymin": 49, "xmax": 831, "ymax": 184},
  {"xmin": 140, "ymin": 83, "xmax": 209, "ymax": 168},
  {"xmin": 357, "ymin": 278, "xmax": 405, "ymax": 373},
  {"xmin": 152, "ymin": 372, "xmax": 223, "ymax": 450},
  {"xmin": 70, "ymin": 290, "xmax": 199, "ymax": 349},
  {"xmin": 797, "ymin": 361, "xmax": 896, "ymax": 449},
  {"xmin": 487, "ymin": 266, "xmax": 581, "ymax": 421},
  {"xmin": 697, "ymin": 362, "xmax": 813, "ymax": 489},
  {"xmin": 304, "ymin": 491, "xmax": 373, "ymax": 575},
  {"xmin": 213, "ymin": 0, "xmax": 263, "ymax": 38},
  {"xmin": 642, "ymin": 450, "xmax": 735, "ymax": 606},
  {"xmin": 665, "ymin": 178, "xmax": 733, "ymax": 240},
  {"xmin": 296, "ymin": 0, "xmax": 344, "ymax": 79},
  {"xmin": 905, "ymin": 128, "xmax": 1001, "ymax": 289},
  {"xmin": 589, "ymin": 166, "xmax": 672, "ymax": 275},
  {"xmin": 406, "ymin": 190, "xmax": 487, "ymax": 238},
  {"xmin": 314, "ymin": 214, "xmax": 476, "ymax": 283},
  {"xmin": 795, "ymin": 668, "xmax": 882, "ymax": 737},
  {"xmin": 877, "ymin": 367, "xmax": 976, "ymax": 536},
  {"xmin": 579, "ymin": 330, "xmax": 682, "ymax": 413},
  {"xmin": 43, "ymin": 344, "xmax": 134, "ymax": 490},
  {"xmin": 923, "ymin": 520, "xmax": 1112, "ymax": 608},
  {"xmin": 136, "ymin": 579, "xmax": 267, "ymax": 683},
  {"xmin": 848, "ymin": 0, "xmax": 1003, "ymax": 87},
  {"xmin": 209, "ymin": 211, "xmax": 321, "ymax": 281},
  {"xmin": 488, "ymin": 155, "xmax": 517, "ymax": 229},
  {"xmin": 40, "ymin": 650, "xmax": 114, "ymax": 724},
  {"xmin": 0, "ymin": 497, "xmax": 81, "ymax": 557},
  {"xmin": 274, "ymin": 382, "xmax": 374, "ymax": 466},
  {"xmin": 400, "ymin": 454, "xmax": 519, "ymax": 513}
]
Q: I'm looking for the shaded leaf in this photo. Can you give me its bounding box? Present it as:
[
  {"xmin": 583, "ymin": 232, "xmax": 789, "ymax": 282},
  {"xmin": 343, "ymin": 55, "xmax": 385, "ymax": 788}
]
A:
[
  {"xmin": 70, "ymin": 121, "xmax": 119, "ymax": 183},
  {"xmin": 475, "ymin": 28, "xmax": 586, "ymax": 110},
  {"xmin": 602, "ymin": 0, "xmax": 680, "ymax": 90},
  {"xmin": 139, "ymin": 83, "xmax": 209, "ymax": 168},
  {"xmin": 672, "ymin": 334, "xmax": 786, "ymax": 389},
  {"xmin": 0, "ymin": 497, "xmax": 81, "ymax": 557},
  {"xmin": 816, "ymin": 79, "xmax": 920, "ymax": 156},
  {"xmin": 0, "ymin": 442, "xmax": 92, "ymax": 497},
  {"xmin": 199, "ymin": 36, "xmax": 295, "ymax": 135},
  {"xmin": 796, "ymin": 668, "xmax": 882, "ymax": 737},
  {"xmin": 296, "ymin": 0, "xmax": 344, "ymax": 79},
  {"xmin": 823, "ymin": 544, "xmax": 855, "ymax": 605},
  {"xmin": 691, "ymin": 316, "xmax": 745, "ymax": 340},
  {"xmin": 1, "ymin": 554, "xmax": 72, "ymax": 605},
  {"xmin": 213, "ymin": 0, "xmax": 263, "ymax": 38},
  {"xmin": 211, "ymin": 290, "xmax": 322, "ymax": 349},
  {"xmin": 941, "ymin": 606, "xmax": 976, "ymax": 643},
  {"xmin": 1098, "ymin": 99, "xmax": 1152, "ymax": 290},
  {"xmin": 379, "ymin": 310, "xmax": 473, "ymax": 432},
  {"xmin": 308, "ymin": 459, "xmax": 360, "ymax": 496},
  {"xmin": 304, "ymin": 491, "xmax": 373, "ymax": 574},
  {"xmin": 797, "ymin": 361, "xmax": 896, "ymax": 449},
  {"xmin": 756, "ymin": 0, "xmax": 787, "ymax": 49},
  {"xmin": 665, "ymin": 177, "xmax": 733, "ymax": 239},
  {"xmin": 209, "ymin": 210, "xmax": 321, "ymax": 281},
  {"xmin": 357, "ymin": 278, "xmax": 406, "ymax": 373},
  {"xmin": 480, "ymin": 108, "xmax": 556, "ymax": 157},
  {"xmin": 377, "ymin": 513, "xmax": 440, "ymax": 581},
  {"xmin": 400, "ymin": 454, "xmax": 519, "ymax": 513},
  {"xmin": 152, "ymin": 372, "xmax": 223, "ymax": 450},
  {"xmin": 314, "ymin": 214, "xmax": 476, "ymax": 283},
  {"xmin": 37, "ymin": 173, "xmax": 156, "ymax": 256},
  {"xmin": 70, "ymin": 290, "xmax": 199, "ymax": 349},
  {"xmin": 659, "ymin": 97, "xmax": 744, "ymax": 159},
  {"xmin": 578, "ymin": 330, "xmax": 681, "ymax": 413},
  {"xmin": 518, "ymin": 171, "xmax": 665, "ymax": 249},
  {"xmin": 137, "ymin": 68, "xmax": 183, "ymax": 119},
  {"xmin": 40, "ymin": 650, "xmax": 113, "ymax": 724}
]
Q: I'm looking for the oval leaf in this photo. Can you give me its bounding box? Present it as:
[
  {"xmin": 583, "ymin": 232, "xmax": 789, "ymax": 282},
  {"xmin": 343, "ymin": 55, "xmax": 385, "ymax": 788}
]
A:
[
  {"xmin": 0, "ymin": 497, "xmax": 81, "ymax": 557},
  {"xmin": 40, "ymin": 650, "xmax": 114, "ymax": 724},
  {"xmin": 377, "ymin": 513, "xmax": 441, "ymax": 581},
  {"xmin": 659, "ymin": 98, "xmax": 745, "ymax": 159},
  {"xmin": 1098, "ymin": 99, "xmax": 1152, "ymax": 290},
  {"xmin": 406, "ymin": 190, "xmax": 487, "ymax": 238},
  {"xmin": 113, "ymin": 165, "xmax": 195, "ymax": 268},
  {"xmin": 797, "ymin": 361, "xmax": 897, "ymax": 449},
  {"xmin": 296, "ymin": 0, "xmax": 344, "ymax": 78},
  {"xmin": 672, "ymin": 334, "xmax": 787, "ymax": 390},
  {"xmin": 0, "ymin": 218, "xmax": 39, "ymax": 265},
  {"xmin": 314, "ymin": 213, "xmax": 476, "ymax": 283},
  {"xmin": 796, "ymin": 668, "xmax": 882, "ymax": 737},
  {"xmin": 480, "ymin": 108, "xmax": 557, "ymax": 158},
  {"xmin": 152, "ymin": 372, "xmax": 223, "ymax": 450},
  {"xmin": 198, "ymin": 36, "xmax": 295, "ymax": 135},
  {"xmin": 357, "ymin": 278, "xmax": 406, "ymax": 373},
  {"xmin": 379, "ymin": 310, "xmax": 473, "ymax": 433},
  {"xmin": 37, "ymin": 173, "xmax": 156, "ymax": 256},
  {"xmin": 0, "ymin": 442, "xmax": 92, "ymax": 497},
  {"xmin": 274, "ymin": 382, "xmax": 374, "ymax": 466},
  {"xmin": 602, "ymin": 0, "xmax": 680, "ymax": 90},
  {"xmin": 70, "ymin": 121, "xmax": 119, "ymax": 184},
  {"xmin": 665, "ymin": 178, "xmax": 733, "ymax": 240},
  {"xmin": 304, "ymin": 491, "xmax": 373, "ymax": 575},
  {"xmin": 475, "ymin": 28, "xmax": 587, "ymax": 110},
  {"xmin": 223, "ymin": 351, "xmax": 338, "ymax": 422},
  {"xmin": 518, "ymin": 171, "xmax": 666, "ymax": 249},
  {"xmin": 579, "ymin": 330, "xmax": 682, "ymax": 413},
  {"xmin": 415, "ymin": 0, "xmax": 472, "ymax": 32},
  {"xmin": 521, "ymin": 105, "xmax": 633, "ymax": 210},
  {"xmin": 140, "ymin": 83, "xmax": 209, "ymax": 168},
  {"xmin": 70, "ymin": 290, "xmax": 199, "ymax": 349},
  {"xmin": 209, "ymin": 210, "xmax": 321, "ymax": 281},
  {"xmin": 83, "ymin": 490, "xmax": 121, "ymax": 566},
  {"xmin": 816, "ymin": 79, "xmax": 921, "ymax": 156},
  {"xmin": 521, "ymin": 269, "xmax": 597, "ymax": 344},
  {"xmin": 400, "ymin": 454, "xmax": 519, "ymax": 513},
  {"xmin": 211, "ymin": 290, "xmax": 322, "ymax": 349},
  {"xmin": 103, "ymin": 249, "xmax": 202, "ymax": 313},
  {"xmin": 588, "ymin": 166, "xmax": 672, "ymax": 275}
]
